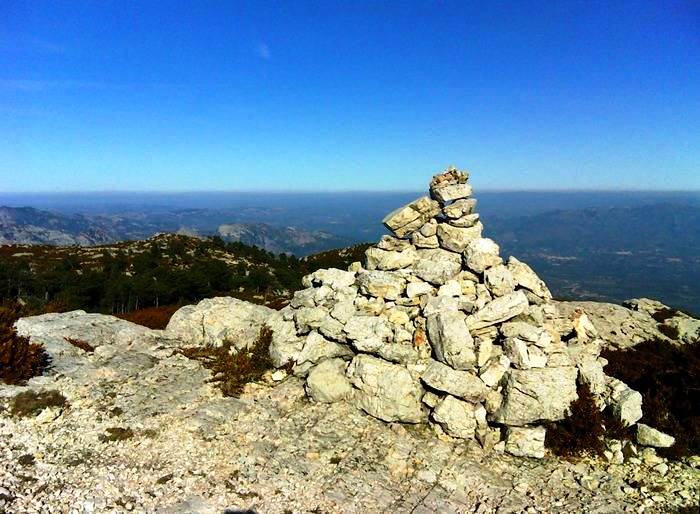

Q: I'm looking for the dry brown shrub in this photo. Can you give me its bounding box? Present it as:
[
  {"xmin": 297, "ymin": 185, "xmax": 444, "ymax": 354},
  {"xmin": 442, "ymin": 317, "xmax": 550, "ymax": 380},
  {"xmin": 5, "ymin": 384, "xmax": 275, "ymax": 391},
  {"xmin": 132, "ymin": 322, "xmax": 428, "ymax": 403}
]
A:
[
  {"xmin": 180, "ymin": 326, "xmax": 274, "ymax": 397},
  {"xmin": 115, "ymin": 305, "xmax": 181, "ymax": 330}
]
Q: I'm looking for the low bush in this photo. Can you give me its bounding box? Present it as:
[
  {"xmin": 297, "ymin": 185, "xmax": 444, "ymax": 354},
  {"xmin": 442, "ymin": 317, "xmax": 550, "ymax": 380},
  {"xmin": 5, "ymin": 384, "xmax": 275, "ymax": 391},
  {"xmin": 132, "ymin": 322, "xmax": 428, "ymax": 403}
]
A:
[
  {"xmin": 181, "ymin": 326, "xmax": 274, "ymax": 397},
  {"xmin": 10, "ymin": 389, "xmax": 67, "ymax": 417},
  {"xmin": 115, "ymin": 304, "xmax": 181, "ymax": 330},
  {"xmin": 601, "ymin": 340, "xmax": 700, "ymax": 459},
  {"xmin": 0, "ymin": 332, "xmax": 50, "ymax": 385},
  {"xmin": 545, "ymin": 383, "xmax": 628, "ymax": 458}
]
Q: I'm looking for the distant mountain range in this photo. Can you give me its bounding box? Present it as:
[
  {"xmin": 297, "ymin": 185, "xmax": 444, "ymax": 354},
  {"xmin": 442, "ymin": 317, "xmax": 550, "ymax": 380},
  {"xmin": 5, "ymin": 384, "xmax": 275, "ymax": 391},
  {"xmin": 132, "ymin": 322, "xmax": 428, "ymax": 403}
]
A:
[{"xmin": 1, "ymin": 200, "xmax": 699, "ymax": 312}]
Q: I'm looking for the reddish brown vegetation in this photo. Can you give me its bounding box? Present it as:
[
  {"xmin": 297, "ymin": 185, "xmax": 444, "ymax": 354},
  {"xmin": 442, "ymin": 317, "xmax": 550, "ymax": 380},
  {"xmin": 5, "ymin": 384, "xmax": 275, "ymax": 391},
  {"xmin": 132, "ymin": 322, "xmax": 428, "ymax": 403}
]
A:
[
  {"xmin": 115, "ymin": 305, "xmax": 181, "ymax": 330},
  {"xmin": 0, "ymin": 302, "xmax": 49, "ymax": 386},
  {"xmin": 545, "ymin": 383, "xmax": 627, "ymax": 458},
  {"xmin": 64, "ymin": 337, "xmax": 95, "ymax": 353},
  {"xmin": 180, "ymin": 327, "xmax": 274, "ymax": 397},
  {"xmin": 601, "ymin": 340, "xmax": 700, "ymax": 459}
]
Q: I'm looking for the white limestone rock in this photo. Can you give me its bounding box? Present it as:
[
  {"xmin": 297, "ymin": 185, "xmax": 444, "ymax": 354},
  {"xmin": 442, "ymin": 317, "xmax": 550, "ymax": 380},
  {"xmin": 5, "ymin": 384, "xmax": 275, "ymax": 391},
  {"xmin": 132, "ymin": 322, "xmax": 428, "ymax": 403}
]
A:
[
  {"xmin": 443, "ymin": 198, "xmax": 477, "ymax": 219},
  {"xmin": 507, "ymin": 257, "xmax": 552, "ymax": 303},
  {"xmin": 305, "ymin": 358, "xmax": 353, "ymax": 403},
  {"xmin": 344, "ymin": 315, "xmax": 393, "ymax": 343},
  {"xmin": 479, "ymin": 355, "xmax": 511, "ymax": 387},
  {"xmin": 421, "ymin": 360, "xmax": 488, "ymax": 402},
  {"xmin": 607, "ymin": 377, "xmax": 643, "ymax": 426},
  {"xmin": 505, "ymin": 426, "xmax": 547, "ymax": 459},
  {"xmin": 411, "ymin": 232, "xmax": 440, "ymax": 248},
  {"xmin": 406, "ymin": 280, "xmax": 434, "ymax": 299},
  {"xmin": 296, "ymin": 331, "xmax": 353, "ymax": 368},
  {"xmin": 377, "ymin": 235, "xmax": 413, "ymax": 251},
  {"xmin": 267, "ymin": 314, "xmax": 304, "ymax": 368},
  {"xmin": 431, "ymin": 183, "xmax": 473, "ymax": 204},
  {"xmin": 431, "ymin": 395, "xmax": 477, "ymax": 439},
  {"xmin": 636, "ymin": 423, "xmax": 675, "ymax": 448},
  {"xmin": 447, "ymin": 213, "xmax": 480, "ymax": 228},
  {"xmin": 463, "ymin": 238, "xmax": 502, "ymax": 273},
  {"xmin": 484, "ymin": 264, "xmax": 516, "ymax": 297},
  {"xmin": 346, "ymin": 354, "xmax": 425, "ymax": 423},
  {"xmin": 382, "ymin": 196, "xmax": 441, "ymax": 238},
  {"xmin": 357, "ymin": 270, "xmax": 406, "ymax": 300},
  {"xmin": 466, "ymin": 291, "xmax": 529, "ymax": 331},
  {"xmin": 426, "ymin": 311, "xmax": 477, "ymax": 370},
  {"xmin": 495, "ymin": 367, "xmax": 578, "ymax": 426},
  {"xmin": 166, "ymin": 297, "xmax": 274, "ymax": 351},
  {"xmin": 413, "ymin": 248, "xmax": 463, "ymax": 285},
  {"xmin": 365, "ymin": 246, "xmax": 419, "ymax": 271},
  {"xmin": 437, "ymin": 222, "xmax": 483, "ymax": 253},
  {"xmin": 302, "ymin": 268, "xmax": 357, "ymax": 290}
]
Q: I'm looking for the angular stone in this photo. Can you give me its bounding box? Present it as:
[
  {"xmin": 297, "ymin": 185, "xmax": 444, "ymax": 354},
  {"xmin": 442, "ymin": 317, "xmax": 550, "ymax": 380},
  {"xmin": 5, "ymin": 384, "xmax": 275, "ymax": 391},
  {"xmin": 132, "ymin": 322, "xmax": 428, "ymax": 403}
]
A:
[
  {"xmin": 505, "ymin": 426, "xmax": 546, "ymax": 459},
  {"xmin": 431, "ymin": 183, "xmax": 473, "ymax": 204},
  {"xmin": 302, "ymin": 268, "xmax": 357, "ymax": 290},
  {"xmin": 607, "ymin": 378, "xmax": 643, "ymax": 426},
  {"xmin": 421, "ymin": 360, "xmax": 488, "ymax": 401},
  {"xmin": 466, "ymin": 291, "xmax": 529, "ymax": 330},
  {"xmin": 464, "ymin": 238, "xmax": 502, "ymax": 273},
  {"xmin": 448, "ymin": 213, "xmax": 480, "ymax": 228},
  {"xmin": 503, "ymin": 338, "xmax": 531, "ymax": 369},
  {"xmin": 437, "ymin": 280, "xmax": 462, "ymax": 297},
  {"xmin": 406, "ymin": 280, "xmax": 434, "ymax": 298},
  {"xmin": 411, "ymin": 232, "xmax": 439, "ymax": 248},
  {"xmin": 507, "ymin": 257, "xmax": 552, "ymax": 302},
  {"xmin": 365, "ymin": 246, "xmax": 418, "ymax": 271},
  {"xmin": 346, "ymin": 354, "xmax": 425, "ymax": 423},
  {"xmin": 419, "ymin": 218, "xmax": 438, "ymax": 237},
  {"xmin": 294, "ymin": 306, "xmax": 328, "ymax": 334},
  {"xmin": 382, "ymin": 196, "xmax": 441, "ymax": 238},
  {"xmin": 357, "ymin": 271, "xmax": 406, "ymax": 300},
  {"xmin": 431, "ymin": 395, "xmax": 477, "ymax": 439},
  {"xmin": 484, "ymin": 264, "xmax": 516, "ymax": 297},
  {"xmin": 479, "ymin": 355, "xmax": 511, "ymax": 387},
  {"xmin": 437, "ymin": 222, "xmax": 483, "ymax": 253},
  {"xmin": 166, "ymin": 297, "xmax": 274, "ymax": 351},
  {"xmin": 443, "ymin": 198, "xmax": 477, "ymax": 219},
  {"xmin": 305, "ymin": 359, "xmax": 353, "ymax": 403},
  {"xmin": 500, "ymin": 322, "xmax": 552, "ymax": 348},
  {"xmin": 267, "ymin": 314, "xmax": 304, "ymax": 368},
  {"xmin": 377, "ymin": 235, "xmax": 413, "ymax": 251},
  {"xmin": 422, "ymin": 295, "xmax": 460, "ymax": 317},
  {"xmin": 344, "ymin": 315, "xmax": 393, "ymax": 343},
  {"xmin": 429, "ymin": 167, "xmax": 469, "ymax": 189},
  {"xmin": 413, "ymin": 259, "xmax": 462, "ymax": 286},
  {"xmin": 296, "ymin": 331, "xmax": 353, "ymax": 367},
  {"xmin": 426, "ymin": 311, "xmax": 476, "ymax": 370},
  {"xmin": 636, "ymin": 423, "xmax": 675, "ymax": 448},
  {"xmin": 495, "ymin": 367, "xmax": 578, "ymax": 426}
]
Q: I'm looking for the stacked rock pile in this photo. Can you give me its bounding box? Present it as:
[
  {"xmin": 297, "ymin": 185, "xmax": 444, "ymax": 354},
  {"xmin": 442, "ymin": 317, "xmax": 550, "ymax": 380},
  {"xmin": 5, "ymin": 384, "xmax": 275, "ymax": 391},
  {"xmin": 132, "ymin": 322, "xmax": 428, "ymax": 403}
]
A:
[{"xmin": 267, "ymin": 167, "xmax": 665, "ymax": 458}]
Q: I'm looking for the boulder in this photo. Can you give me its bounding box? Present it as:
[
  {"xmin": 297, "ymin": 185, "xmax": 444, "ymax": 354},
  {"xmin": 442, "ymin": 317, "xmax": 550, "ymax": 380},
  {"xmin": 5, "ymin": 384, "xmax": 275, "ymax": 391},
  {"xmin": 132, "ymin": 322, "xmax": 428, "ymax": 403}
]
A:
[
  {"xmin": 466, "ymin": 291, "xmax": 529, "ymax": 330},
  {"xmin": 296, "ymin": 331, "xmax": 353, "ymax": 367},
  {"xmin": 636, "ymin": 423, "xmax": 676, "ymax": 448},
  {"xmin": 464, "ymin": 237, "xmax": 503, "ymax": 273},
  {"xmin": 443, "ymin": 198, "xmax": 477, "ymax": 219},
  {"xmin": 495, "ymin": 367, "xmax": 578, "ymax": 426},
  {"xmin": 267, "ymin": 313, "xmax": 304, "ymax": 368},
  {"xmin": 413, "ymin": 248, "xmax": 463, "ymax": 285},
  {"xmin": 346, "ymin": 354, "xmax": 425, "ymax": 423},
  {"xmin": 431, "ymin": 183, "xmax": 473, "ymax": 204},
  {"xmin": 305, "ymin": 359, "xmax": 353, "ymax": 403},
  {"xmin": 431, "ymin": 395, "xmax": 477, "ymax": 439},
  {"xmin": 607, "ymin": 378, "xmax": 643, "ymax": 426},
  {"xmin": 507, "ymin": 257, "xmax": 552, "ymax": 303},
  {"xmin": 437, "ymin": 222, "xmax": 483, "ymax": 253},
  {"xmin": 484, "ymin": 264, "xmax": 515, "ymax": 297},
  {"xmin": 421, "ymin": 360, "xmax": 488, "ymax": 401},
  {"xmin": 365, "ymin": 246, "xmax": 418, "ymax": 271},
  {"xmin": 382, "ymin": 196, "xmax": 441, "ymax": 238},
  {"xmin": 426, "ymin": 311, "xmax": 476, "ymax": 370},
  {"xmin": 165, "ymin": 297, "xmax": 274, "ymax": 351},
  {"xmin": 302, "ymin": 268, "xmax": 357, "ymax": 290},
  {"xmin": 505, "ymin": 426, "xmax": 546, "ymax": 459},
  {"xmin": 357, "ymin": 271, "xmax": 406, "ymax": 300}
]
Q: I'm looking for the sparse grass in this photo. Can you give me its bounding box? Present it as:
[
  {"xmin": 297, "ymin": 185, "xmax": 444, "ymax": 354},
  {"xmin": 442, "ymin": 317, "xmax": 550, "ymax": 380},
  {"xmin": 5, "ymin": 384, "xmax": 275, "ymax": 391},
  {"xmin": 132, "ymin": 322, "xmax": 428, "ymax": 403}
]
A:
[
  {"xmin": 10, "ymin": 389, "xmax": 67, "ymax": 417},
  {"xmin": 601, "ymin": 340, "xmax": 700, "ymax": 459},
  {"xmin": 180, "ymin": 326, "xmax": 274, "ymax": 397},
  {"xmin": 64, "ymin": 337, "xmax": 95, "ymax": 353}
]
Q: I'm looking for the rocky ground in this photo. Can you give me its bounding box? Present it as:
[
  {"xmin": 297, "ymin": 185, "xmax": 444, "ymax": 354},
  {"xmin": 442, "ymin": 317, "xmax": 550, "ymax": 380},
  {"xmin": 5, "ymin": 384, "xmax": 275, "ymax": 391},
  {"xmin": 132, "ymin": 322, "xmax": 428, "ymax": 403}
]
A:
[{"xmin": 1, "ymin": 310, "xmax": 698, "ymax": 514}]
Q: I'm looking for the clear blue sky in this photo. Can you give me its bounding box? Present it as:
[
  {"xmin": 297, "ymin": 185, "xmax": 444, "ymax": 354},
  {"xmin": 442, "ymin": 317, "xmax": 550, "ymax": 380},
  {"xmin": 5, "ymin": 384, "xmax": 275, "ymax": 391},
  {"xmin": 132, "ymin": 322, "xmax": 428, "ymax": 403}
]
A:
[{"xmin": 1, "ymin": 1, "xmax": 698, "ymax": 192}]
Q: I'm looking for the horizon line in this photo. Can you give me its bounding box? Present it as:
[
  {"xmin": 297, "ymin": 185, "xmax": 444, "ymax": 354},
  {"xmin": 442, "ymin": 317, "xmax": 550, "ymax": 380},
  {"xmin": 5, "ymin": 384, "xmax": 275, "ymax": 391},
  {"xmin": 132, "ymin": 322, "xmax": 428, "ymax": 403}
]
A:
[{"xmin": 1, "ymin": 187, "xmax": 699, "ymax": 195}]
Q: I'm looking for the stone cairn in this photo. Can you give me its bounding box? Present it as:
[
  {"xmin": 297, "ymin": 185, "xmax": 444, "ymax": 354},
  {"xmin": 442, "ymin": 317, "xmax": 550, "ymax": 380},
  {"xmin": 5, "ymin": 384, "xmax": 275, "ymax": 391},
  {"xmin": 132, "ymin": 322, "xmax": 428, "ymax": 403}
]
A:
[{"xmin": 267, "ymin": 167, "xmax": 652, "ymax": 459}]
